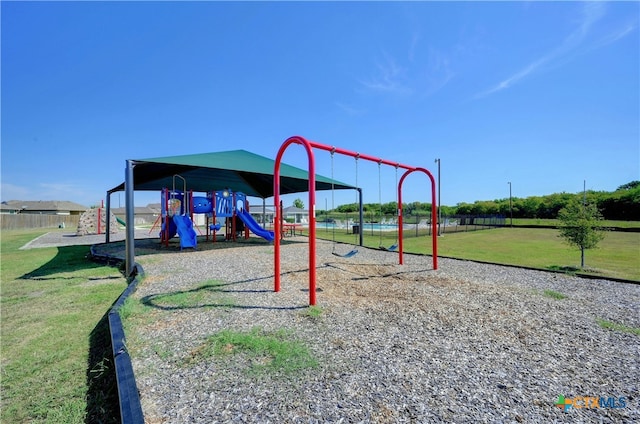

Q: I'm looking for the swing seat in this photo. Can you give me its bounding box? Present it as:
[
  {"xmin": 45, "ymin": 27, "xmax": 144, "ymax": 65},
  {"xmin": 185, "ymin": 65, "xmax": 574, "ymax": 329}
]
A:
[
  {"xmin": 379, "ymin": 244, "xmax": 398, "ymax": 252},
  {"xmin": 332, "ymin": 249, "xmax": 358, "ymax": 258}
]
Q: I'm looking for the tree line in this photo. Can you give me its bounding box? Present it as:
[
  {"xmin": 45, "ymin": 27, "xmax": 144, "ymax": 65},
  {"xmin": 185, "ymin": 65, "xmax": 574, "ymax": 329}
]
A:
[{"xmin": 323, "ymin": 181, "xmax": 639, "ymax": 221}]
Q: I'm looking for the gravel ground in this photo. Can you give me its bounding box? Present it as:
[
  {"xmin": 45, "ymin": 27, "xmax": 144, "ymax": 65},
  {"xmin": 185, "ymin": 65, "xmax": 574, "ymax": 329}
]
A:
[{"xmin": 90, "ymin": 234, "xmax": 640, "ymax": 423}]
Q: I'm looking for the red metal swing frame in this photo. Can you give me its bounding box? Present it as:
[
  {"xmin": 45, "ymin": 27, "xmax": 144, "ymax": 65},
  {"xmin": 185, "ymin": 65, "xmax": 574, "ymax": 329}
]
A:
[{"xmin": 273, "ymin": 135, "xmax": 438, "ymax": 305}]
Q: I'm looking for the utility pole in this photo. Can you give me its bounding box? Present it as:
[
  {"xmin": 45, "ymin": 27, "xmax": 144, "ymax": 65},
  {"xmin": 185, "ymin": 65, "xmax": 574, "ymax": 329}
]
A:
[{"xmin": 582, "ymin": 179, "xmax": 586, "ymax": 266}]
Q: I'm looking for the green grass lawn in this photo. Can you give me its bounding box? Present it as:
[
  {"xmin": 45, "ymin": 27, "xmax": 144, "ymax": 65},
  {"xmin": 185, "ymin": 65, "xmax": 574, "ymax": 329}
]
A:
[
  {"xmin": 1, "ymin": 229, "xmax": 127, "ymax": 424},
  {"xmin": 316, "ymin": 227, "xmax": 640, "ymax": 281},
  {"xmin": 433, "ymin": 228, "xmax": 639, "ymax": 281},
  {"xmin": 510, "ymin": 218, "xmax": 640, "ymax": 229}
]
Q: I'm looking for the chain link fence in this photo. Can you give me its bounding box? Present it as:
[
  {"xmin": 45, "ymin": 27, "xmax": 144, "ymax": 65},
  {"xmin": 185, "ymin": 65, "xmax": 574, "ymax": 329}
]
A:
[{"xmin": 316, "ymin": 212, "xmax": 506, "ymax": 238}]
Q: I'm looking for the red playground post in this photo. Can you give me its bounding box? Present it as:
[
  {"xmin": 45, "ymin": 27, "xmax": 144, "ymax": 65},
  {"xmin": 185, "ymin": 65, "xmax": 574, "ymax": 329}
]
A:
[{"xmin": 273, "ymin": 135, "xmax": 437, "ymax": 306}]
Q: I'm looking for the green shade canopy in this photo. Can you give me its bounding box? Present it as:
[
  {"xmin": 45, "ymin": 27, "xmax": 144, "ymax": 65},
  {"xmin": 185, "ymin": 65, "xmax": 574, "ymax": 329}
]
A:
[{"xmin": 109, "ymin": 149, "xmax": 355, "ymax": 198}]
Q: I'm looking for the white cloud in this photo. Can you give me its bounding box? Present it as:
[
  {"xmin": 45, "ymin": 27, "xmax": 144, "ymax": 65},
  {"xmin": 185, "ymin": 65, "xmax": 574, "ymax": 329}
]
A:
[
  {"xmin": 358, "ymin": 36, "xmax": 456, "ymax": 99},
  {"xmin": 473, "ymin": 57, "xmax": 547, "ymax": 99},
  {"xmin": 473, "ymin": 2, "xmax": 622, "ymax": 100},
  {"xmin": 422, "ymin": 47, "xmax": 455, "ymax": 97},
  {"xmin": 590, "ymin": 22, "xmax": 636, "ymax": 50},
  {"xmin": 358, "ymin": 51, "xmax": 412, "ymax": 95}
]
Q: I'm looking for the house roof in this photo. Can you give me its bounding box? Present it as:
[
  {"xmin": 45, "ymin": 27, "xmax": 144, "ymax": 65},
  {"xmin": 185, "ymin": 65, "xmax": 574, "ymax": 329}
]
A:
[
  {"xmin": 247, "ymin": 205, "xmax": 275, "ymax": 214},
  {"xmin": 1, "ymin": 200, "xmax": 88, "ymax": 212},
  {"xmin": 283, "ymin": 206, "xmax": 308, "ymax": 214},
  {"xmin": 111, "ymin": 206, "xmax": 158, "ymax": 215},
  {"xmin": 109, "ymin": 149, "xmax": 356, "ymax": 198}
]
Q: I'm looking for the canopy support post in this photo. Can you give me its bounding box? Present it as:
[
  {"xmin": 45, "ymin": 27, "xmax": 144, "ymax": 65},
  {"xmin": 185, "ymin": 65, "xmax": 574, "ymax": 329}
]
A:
[
  {"xmin": 105, "ymin": 192, "xmax": 111, "ymax": 243},
  {"xmin": 125, "ymin": 160, "xmax": 136, "ymax": 279}
]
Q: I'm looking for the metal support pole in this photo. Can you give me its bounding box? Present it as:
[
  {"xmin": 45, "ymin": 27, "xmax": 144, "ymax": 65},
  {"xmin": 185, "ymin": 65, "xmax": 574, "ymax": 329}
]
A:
[
  {"xmin": 435, "ymin": 158, "xmax": 441, "ymax": 236},
  {"xmin": 262, "ymin": 198, "xmax": 266, "ymax": 224},
  {"xmin": 105, "ymin": 192, "xmax": 111, "ymax": 243},
  {"xmin": 358, "ymin": 188, "xmax": 363, "ymax": 246},
  {"xmin": 508, "ymin": 181, "xmax": 513, "ymax": 227},
  {"xmin": 125, "ymin": 160, "xmax": 136, "ymax": 279},
  {"xmin": 274, "ymin": 136, "xmax": 317, "ymax": 305},
  {"xmin": 398, "ymin": 167, "xmax": 438, "ymax": 269}
]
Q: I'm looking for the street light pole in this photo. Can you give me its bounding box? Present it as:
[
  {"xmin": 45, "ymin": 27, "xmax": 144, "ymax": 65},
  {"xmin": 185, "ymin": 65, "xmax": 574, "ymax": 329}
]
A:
[
  {"xmin": 435, "ymin": 158, "xmax": 441, "ymax": 236},
  {"xmin": 508, "ymin": 181, "xmax": 513, "ymax": 227}
]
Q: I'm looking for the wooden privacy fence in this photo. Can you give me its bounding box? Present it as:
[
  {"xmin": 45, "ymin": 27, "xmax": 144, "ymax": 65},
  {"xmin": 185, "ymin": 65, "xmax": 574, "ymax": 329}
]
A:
[{"xmin": 0, "ymin": 214, "xmax": 80, "ymax": 230}]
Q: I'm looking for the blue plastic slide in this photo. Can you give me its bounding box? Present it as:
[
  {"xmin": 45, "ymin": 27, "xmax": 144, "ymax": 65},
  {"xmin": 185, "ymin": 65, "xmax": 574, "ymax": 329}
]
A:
[
  {"xmin": 172, "ymin": 215, "xmax": 197, "ymax": 249},
  {"xmin": 160, "ymin": 219, "xmax": 178, "ymax": 241},
  {"xmin": 236, "ymin": 209, "xmax": 275, "ymax": 242}
]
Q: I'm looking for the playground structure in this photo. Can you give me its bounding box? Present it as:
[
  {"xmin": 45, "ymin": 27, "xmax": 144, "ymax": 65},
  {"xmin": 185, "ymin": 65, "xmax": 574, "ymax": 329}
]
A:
[
  {"xmin": 273, "ymin": 135, "xmax": 438, "ymax": 306},
  {"xmin": 76, "ymin": 200, "xmax": 119, "ymax": 236},
  {"xmin": 116, "ymin": 145, "xmax": 433, "ymax": 283},
  {"xmin": 159, "ymin": 175, "xmax": 274, "ymax": 249}
]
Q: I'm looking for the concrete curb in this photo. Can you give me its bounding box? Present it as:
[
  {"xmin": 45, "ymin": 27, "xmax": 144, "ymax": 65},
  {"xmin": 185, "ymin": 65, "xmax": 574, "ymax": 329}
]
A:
[{"xmin": 89, "ymin": 246, "xmax": 145, "ymax": 424}]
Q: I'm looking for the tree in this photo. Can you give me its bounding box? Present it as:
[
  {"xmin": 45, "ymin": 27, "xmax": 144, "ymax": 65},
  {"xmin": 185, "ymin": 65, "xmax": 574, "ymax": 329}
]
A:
[
  {"xmin": 520, "ymin": 196, "xmax": 542, "ymax": 218},
  {"xmin": 336, "ymin": 203, "xmax": 358, "ymax": 213},
  {"xmin": 557, "ymin": 197, "xmax": 605, "ymax": 268},
  {"xmin": 455, "ymin": 202, "xmax": 473, "ymax": 215},
  {"xmin": 600, "ymin": 183, "xmax": 640, "ymax": 220},
  {"xmin": 293, "ymin": 198, "xmax": 304, "ymax": 209},
  {"xmin": 617, "ymin": 181, "xmax": 640, "ymax": 191},
  {"xmin": 381, "ymin": 201, "xmax": 397, "ymax": 215}
]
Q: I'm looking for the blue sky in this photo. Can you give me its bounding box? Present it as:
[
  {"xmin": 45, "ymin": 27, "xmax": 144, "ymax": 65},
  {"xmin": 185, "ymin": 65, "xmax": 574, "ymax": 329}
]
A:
[{"xmin": 2, "ymin": 1, "xmax": 638, "ymax": 209}]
